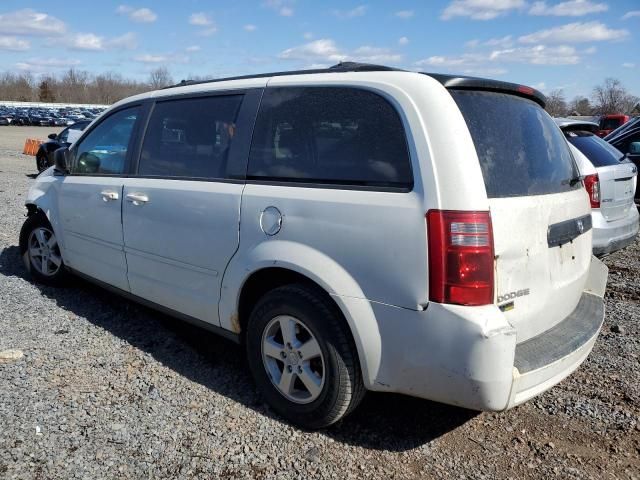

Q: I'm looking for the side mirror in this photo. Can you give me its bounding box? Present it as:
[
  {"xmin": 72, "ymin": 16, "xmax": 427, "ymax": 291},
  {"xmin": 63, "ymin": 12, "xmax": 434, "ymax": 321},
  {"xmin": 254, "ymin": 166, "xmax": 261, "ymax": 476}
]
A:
[
  {"xmin": 53, "ymin": 147, "xmax": 69, "ymax": 175},
  {"xmin": 629, "ymin": 142, "xmax": 640, "ymax": 156},
  {"xmin": 47, "ymin": 133, "xmax": 57, "ymax": 140}
]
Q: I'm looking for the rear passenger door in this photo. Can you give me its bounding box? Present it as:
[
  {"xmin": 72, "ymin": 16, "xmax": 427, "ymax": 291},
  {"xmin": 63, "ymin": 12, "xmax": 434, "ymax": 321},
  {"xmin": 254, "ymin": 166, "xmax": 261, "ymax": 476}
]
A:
[{"xmin": 121, "ymin": 90, "xmax": 261, "ymax": 324}]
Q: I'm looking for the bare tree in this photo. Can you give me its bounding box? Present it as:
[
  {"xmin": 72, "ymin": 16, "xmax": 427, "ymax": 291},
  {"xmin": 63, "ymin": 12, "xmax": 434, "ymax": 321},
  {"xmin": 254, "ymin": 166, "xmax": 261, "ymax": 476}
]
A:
[
  {"xmin": 567, "ymin": 96, "xmax": 592, "ymax": 116},
  {"xmin": 592, "ymin": 78, "xmax": 639, "ymax": 115},
  {"xmin": 545, "ymin": 89, "xmax": 567, "ymax": 117},
  {"xmin": 148, "ymin": 67, "xmax": 173, "ymax": 90}
]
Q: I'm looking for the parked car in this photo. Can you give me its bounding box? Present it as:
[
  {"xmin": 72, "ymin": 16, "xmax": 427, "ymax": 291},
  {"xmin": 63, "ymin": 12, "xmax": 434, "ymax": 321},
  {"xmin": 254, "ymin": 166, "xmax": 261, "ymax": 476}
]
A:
[
  {"xmin": 556, "ymin": 118, "xmax": 639, "ymax": 255},
  {"xmin": 35, "ymin": 121, "xmax": 91, "ymax": 172},
  {"xmin": 596, "ymin": 114, "xmax": 630, "ymax": 137},
  {"xmin": 19, "ymin": 63, "xmax": 608, "ymax": 429},
  {"xmin": 605, "ymin": 117, "xmax": 640, "ymax": 201}
]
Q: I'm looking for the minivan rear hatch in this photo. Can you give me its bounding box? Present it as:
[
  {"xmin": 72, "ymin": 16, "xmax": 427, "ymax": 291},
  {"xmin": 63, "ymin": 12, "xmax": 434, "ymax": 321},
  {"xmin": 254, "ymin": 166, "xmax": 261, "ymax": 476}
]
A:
[
  {"xmin": 449, "ymin": 89, "xmax": 591, "ymax": 342},
  {"xmin": 564, "ymin": 131, "xmax": 637, "ymax": 222}
]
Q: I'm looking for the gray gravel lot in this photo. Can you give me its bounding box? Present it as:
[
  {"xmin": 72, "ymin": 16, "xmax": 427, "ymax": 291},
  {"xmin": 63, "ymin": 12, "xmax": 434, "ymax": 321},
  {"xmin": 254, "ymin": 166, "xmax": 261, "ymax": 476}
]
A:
[{"xmin": 0, "ymin": 126, "xmax": 639, "ymax": 479}]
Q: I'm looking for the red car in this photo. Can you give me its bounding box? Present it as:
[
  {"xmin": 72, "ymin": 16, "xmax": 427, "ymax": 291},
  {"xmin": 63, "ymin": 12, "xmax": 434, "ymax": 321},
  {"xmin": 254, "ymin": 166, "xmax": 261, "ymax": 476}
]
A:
[{"xmin": 596, "ymin": 114, "xmax": 630, "ymax": 137}]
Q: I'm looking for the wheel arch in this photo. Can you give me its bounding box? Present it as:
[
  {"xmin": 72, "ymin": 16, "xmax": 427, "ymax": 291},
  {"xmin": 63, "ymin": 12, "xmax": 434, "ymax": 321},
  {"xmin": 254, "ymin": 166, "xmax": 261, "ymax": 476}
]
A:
[{"xmin": 219, "ymin": 241, "xmax": 383, "ymax": 388}]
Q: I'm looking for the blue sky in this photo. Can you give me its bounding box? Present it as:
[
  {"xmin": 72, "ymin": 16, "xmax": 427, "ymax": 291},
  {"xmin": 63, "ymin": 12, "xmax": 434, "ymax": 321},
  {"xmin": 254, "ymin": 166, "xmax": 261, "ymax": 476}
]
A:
[{"xmin": 0, "ymin": 0, "xmax": 637, "ymax": 98}]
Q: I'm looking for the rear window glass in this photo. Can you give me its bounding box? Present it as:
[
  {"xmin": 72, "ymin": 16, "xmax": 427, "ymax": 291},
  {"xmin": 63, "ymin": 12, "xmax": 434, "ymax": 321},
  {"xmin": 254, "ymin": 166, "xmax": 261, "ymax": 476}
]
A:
[
  {"xmin": 248, "ymin": 87, "xmax": 412, "ymax": 189},
  {"xmin": 451, "ymin": 90, "xmax": 580, "ymax": 198},
  {"xmin": 601, "ymin": 118, "xmax": 622, "ymax": 131},
  {"xmin": 565, "ymin": 131, "xmax": 623, "ymax": 167}
]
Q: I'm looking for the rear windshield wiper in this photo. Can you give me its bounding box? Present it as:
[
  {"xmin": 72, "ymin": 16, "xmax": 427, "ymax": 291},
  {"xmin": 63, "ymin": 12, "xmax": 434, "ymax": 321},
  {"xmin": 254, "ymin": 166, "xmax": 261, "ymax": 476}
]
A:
[{"xmin": 561, "ymin": 174, "xmax": 584, "ymax": 187}]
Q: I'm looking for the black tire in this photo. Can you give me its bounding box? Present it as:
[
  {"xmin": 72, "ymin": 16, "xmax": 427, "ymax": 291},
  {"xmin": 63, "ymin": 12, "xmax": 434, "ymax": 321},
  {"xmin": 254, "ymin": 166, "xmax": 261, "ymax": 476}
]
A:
[
  {"xmin": 19, "ymin": 213, "xmax": 68, "ymax": 286},
  {"xmin": 36, "ymin": 151, "xmax": 49, "ymax": 172},
  {"xmin": 246, "ymin": 283, "xmax": 365, "ymax": 429}
]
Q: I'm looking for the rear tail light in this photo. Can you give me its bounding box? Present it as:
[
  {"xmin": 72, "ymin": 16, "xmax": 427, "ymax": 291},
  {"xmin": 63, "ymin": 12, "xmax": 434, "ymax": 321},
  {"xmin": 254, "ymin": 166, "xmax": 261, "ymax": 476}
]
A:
[
  {"xmin": 426, "ymin": 210, "xmax": 494, "ymax": 306},
  {"xmin": 583, "ymin": 174, "xmax": 600, "ymax": 208}
]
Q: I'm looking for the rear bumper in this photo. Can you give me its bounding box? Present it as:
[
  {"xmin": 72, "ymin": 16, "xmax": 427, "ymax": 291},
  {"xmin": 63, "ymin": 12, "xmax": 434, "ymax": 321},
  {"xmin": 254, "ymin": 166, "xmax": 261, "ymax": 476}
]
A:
[
  {"xmin": 592, "ymin": 208, "xmax": 639, "ymax": 255},
  {"xmin": 364, "ymin": 256, "xmax": 608, "ymax": 411}
]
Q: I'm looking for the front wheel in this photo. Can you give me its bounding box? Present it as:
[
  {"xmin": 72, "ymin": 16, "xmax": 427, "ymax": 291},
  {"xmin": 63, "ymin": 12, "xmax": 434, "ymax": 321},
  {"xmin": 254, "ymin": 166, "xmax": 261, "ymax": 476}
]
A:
[
  {"xmin": 19, "ymin": 214, "xmax": 68, "ymax": 286},
  {"xmin": 246, "ymin": 284, "xmax": 365, "ymax": 429},
  {"xmin": 36, "ymin": 152, "xmax": 49, "ymax": 172}
]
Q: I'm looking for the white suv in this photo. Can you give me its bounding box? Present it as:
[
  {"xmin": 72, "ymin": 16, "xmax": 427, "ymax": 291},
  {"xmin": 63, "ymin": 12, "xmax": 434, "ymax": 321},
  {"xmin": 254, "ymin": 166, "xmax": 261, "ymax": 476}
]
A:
[{"xmin": 20, "ymin": 63, "xmax": 608, "ymax": 429}]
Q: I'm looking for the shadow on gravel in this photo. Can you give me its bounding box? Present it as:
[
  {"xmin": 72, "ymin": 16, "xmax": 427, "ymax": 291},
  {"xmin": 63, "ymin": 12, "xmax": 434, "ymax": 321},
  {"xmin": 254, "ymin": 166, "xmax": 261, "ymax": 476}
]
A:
[
  {"xmin": 25, "ymin": 174, "xmax": 38, "ymax": 179},
  {"xmin": 0, "ymin": 244, "xmax": 476, "ymax": 451}
]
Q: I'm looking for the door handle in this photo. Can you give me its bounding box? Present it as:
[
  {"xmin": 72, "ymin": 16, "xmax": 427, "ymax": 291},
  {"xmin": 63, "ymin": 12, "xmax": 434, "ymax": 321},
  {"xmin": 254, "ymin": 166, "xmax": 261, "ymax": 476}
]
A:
[
  {"xmin": 125, "ymin": 193, "xmax": 149, "ymax": 206},
  {"xmin": 100, "ymin": 190, "xmax": 119, "ymax": 202}
]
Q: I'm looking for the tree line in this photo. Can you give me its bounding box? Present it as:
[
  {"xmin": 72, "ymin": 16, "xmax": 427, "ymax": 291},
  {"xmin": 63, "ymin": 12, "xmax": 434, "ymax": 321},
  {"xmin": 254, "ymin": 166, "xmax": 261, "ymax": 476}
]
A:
[
  {"xmin": 0, "ymin": 67, "xmax": 175, "ymax": 105},
  {"xmin": 545, "ymin": 78, "xmax": 639, "ymax": 117},
  {"xmin": 0, "ymin": 67, "xmax": 638, "ymax": 115}
]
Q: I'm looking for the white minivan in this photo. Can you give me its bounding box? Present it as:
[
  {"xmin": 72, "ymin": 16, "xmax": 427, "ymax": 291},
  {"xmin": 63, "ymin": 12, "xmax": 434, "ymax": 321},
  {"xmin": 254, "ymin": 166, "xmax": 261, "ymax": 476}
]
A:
[{"xmin": 21, "ymin": 63, "xmax": 608, "ymax": 429}]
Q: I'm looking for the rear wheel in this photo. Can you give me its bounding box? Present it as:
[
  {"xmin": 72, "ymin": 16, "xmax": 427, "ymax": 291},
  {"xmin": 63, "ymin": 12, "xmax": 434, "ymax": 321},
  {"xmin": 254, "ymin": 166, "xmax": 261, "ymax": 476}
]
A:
[
  {"xmin": 246, "ymin": 284, "xmax": 365, "ymax": 429},
  {"xmin": 19, "ymin": 214, "xmax": 68, "ymax": 286}
]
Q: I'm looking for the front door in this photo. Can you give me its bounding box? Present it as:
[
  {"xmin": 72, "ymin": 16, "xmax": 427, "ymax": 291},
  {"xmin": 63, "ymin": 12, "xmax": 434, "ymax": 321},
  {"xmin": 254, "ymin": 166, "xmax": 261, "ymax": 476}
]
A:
[
  {"xmin": 121, "ymin": 92, "xmax": 257, "ymax": 325},
  {"xmin": 58, "ymin": 106, "xmax": 142, "ymax": 291}
]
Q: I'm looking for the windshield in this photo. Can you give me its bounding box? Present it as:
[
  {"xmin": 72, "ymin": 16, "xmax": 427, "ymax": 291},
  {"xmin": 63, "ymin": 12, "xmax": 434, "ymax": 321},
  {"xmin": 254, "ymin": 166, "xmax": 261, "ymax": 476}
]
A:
[
  {"xmin": 565, "ymin": 131, "xmax": 624, "ymax": 167},
  {"xmin": 451, "ymin": 90, "xmax": 580, "ymax": 198}
]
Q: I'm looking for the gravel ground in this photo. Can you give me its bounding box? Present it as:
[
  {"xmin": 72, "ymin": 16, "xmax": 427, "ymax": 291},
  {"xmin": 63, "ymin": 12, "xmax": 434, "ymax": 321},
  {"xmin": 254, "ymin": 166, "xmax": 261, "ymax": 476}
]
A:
[{"xmin": 0, "ymin": 126, "xmax": 639, "ymax": 479}]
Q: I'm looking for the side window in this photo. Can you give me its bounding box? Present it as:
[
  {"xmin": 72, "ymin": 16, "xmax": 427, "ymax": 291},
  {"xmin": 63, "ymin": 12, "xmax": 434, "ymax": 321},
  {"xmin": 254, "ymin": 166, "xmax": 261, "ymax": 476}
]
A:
[
  {"xmin": 138, "ymin": 95, "xmax": 243, "ymax": 179},
  {"xmin": 248, "ymin": 87, "xmax": 412, "ymax": 188},
  {"xmin": 71, "ymin": 107, "xmax": 140, "ymax": 175},
  {"xmin": 57, "ymin": 127, "xmax": 70, "ymax": 143}
]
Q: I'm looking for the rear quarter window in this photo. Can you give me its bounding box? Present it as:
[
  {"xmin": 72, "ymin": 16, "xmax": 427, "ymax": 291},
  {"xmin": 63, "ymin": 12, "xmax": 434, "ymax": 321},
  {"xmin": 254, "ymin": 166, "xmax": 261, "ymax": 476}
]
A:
[
  {"xmin": 248, "ymin": 87, "xmax": 412, "ymax": 189},
  {"xmin": 451, "ymin": 90, "xmax": 580, "ymax": 198}
]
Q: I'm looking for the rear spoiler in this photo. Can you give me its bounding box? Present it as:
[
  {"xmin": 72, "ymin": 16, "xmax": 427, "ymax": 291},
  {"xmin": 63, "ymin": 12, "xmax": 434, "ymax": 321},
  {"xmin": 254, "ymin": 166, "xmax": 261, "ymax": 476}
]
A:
[{"xmin": 422, "ymin": 73, "xmax": 546, "ymax": 108}]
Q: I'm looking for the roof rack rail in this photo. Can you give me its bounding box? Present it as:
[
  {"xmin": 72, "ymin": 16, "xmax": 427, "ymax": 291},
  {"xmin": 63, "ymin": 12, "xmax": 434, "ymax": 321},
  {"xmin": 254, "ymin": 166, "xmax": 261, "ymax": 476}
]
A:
[{"xmin": 163, "ymin": 62, "xmax": 402, "ymax": 90}]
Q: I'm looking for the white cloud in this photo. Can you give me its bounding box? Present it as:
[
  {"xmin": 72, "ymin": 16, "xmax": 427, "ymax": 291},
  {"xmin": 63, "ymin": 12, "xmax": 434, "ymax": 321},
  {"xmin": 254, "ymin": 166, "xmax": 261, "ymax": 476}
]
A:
[
  {"xmin": 466, "ymin": 35, "xmax": 514, "ymax": 48},
  {"xmin": 395, "ymin": 10, "xmax": 414, "ymax": 19},
  {"xmin": 622, "ymin": 62, "xmax": 635, "ymax": 68},
  {"xmin": 415, "ymin": 53, "xmax": 486, "ymax": 67},
  {"xmin": 415, "ymin": 43, "xmax": 586, "ymax": 69},
  {"xmin": 519, "ymin": 21, "xmax": 629, "ymax": 43},
  {"xmin": 622, "ymin": 11, "xmax": 640, "ymax": 20},
  {"xmin": 398, "ymin": 36, "xmax": 409, "ymax": 45},
  {"xmin": 244, "ymin": 24, "xmax": 257, "ymax": 31},
  {"xmin": 303, "ymin": 32, "xmax": 313, "ymax": 40},
  {"xmin": 185, "ymin": 45, "xmax": 201, "ymax": 52},
  {"xmin": 64, "ymin": 32, "xmax": 137, "ymax": 51},
  {"xmin": 189, "ymin": 13, "xmax": 216, "ymax": 35},
  {"xmin": 264, "ymin": 0, "xmax": 295, "ymax": 16},
  {"xmin": 134, "ymin": 53, "xmax": 190, "ymax": 64},
  {"xmin": 0, "ymin": 9, "xmax": 66, "ymax": 36},
  {"xmin": 116, "ymin": 5, "xmax": 157, "ymax": 23},
  {"xmin": 529, "ymin": 0, "xmax": 608, "ymax": 16},
  {"xmin": 332, "ymin": 5, "xmax": 367, "ymax": 19},
  {"xmin": 198, "ymin": 27, "xmax": 218, "ymax": 36},
  {"xmin": 279, "ymin": 39, "xmax": 402, "ymax": 65},
  {"xmin": 351, "ymin": 46, "xmax": 403, "ymax": 63},
  {"xmin": 279, "ymin": 39, "xmax": 347, "ymax": 63},
  {"xmin": 441, "ymin": 0, "xmax": 527, "ymax": 20},
  {"xmin": 16, "ymin": 57, "xmax": 80, "ymax": 72},
  {"xmin": 489, "ymin": 45, "xmax": 581, "ymax": 64},
  {"xmin": 189, "ymin": 12, "xmax": 213, "ymax": 26},
  {"xmin": 0, "ymin": 36, "xmax": 29, "ymax": 51}
]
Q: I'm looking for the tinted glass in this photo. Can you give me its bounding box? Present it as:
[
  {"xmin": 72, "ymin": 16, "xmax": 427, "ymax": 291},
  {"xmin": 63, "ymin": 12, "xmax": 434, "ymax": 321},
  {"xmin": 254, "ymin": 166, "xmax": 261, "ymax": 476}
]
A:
[
  {"xmin": 248, "ymin": 87, "xmax": 412, "ymax": 188},
  {"xmin": 451, "ymin": 91, "xmax": 579, "ymax": 198},
  {"xmin": 601, "ymin": 118, "xmax": 622, "ymax": 130},
  {"xmin": 565, "ymin": 131, "xmax": 623, "ymax": 167},
  {"xmin": 139, "ymin": 95, "xmax": 243, "ymax": 179},
  {"xmin": 72, "ymin": 107, "xmax": 139, "ymax": 175}
]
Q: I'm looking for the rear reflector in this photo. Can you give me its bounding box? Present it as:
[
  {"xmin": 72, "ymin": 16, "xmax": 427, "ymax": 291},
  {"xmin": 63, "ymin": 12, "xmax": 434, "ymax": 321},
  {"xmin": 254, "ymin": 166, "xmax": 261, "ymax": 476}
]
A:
[
  {"xmin": 427, "ymin": 210, "xmax": 494, "ymax": 306},
  {"xmin": 583, "ymin": 174, "xmax": 600, "ymax": 208}
]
